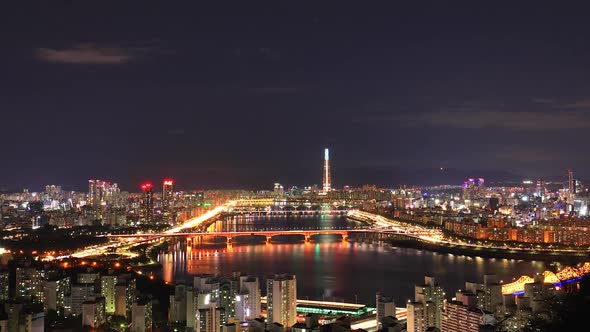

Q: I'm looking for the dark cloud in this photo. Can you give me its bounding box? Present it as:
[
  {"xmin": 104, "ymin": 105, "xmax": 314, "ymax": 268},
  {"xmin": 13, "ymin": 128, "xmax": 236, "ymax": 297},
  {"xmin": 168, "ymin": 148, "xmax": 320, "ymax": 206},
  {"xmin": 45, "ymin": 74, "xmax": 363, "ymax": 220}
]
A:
[
  {"xmin": 395, "ymin": 110, "xmax": 590, "ymax": 130},
  {"xmin": 563, "ymin": 99, "xmax": 590, "ymax": 109},
  {"xmin": 34, "ymin": 42, "xmax": 159, "ymax": 65}
]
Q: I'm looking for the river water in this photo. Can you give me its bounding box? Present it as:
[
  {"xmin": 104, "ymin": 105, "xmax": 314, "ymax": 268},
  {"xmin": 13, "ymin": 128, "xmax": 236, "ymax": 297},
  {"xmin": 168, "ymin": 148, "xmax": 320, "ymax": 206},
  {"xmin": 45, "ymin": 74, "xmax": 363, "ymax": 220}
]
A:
[{"xmin": 158, "ymin": 215, "xmax": 548, "ymax": 306}]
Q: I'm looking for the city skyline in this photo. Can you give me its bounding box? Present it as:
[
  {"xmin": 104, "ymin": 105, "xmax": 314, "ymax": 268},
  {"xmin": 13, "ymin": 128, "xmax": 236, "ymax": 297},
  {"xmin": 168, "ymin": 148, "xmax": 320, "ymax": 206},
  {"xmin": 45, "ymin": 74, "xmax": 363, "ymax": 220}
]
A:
[
  {"xmin": 3, "ymin": 3, "xmax": 590, "ymax": 332},
  {"xmin": 2, "ymin": 3, "xmax": 590, "ymax": 191},
  {"xmin": 0, "ymin": 149, "xmax": 584, "ymax": 193}
]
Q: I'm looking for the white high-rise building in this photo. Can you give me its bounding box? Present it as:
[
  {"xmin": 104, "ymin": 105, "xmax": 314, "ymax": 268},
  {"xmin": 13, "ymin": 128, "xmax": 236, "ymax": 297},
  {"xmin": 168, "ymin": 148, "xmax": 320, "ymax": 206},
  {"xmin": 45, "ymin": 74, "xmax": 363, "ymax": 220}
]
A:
[
  {"xmin": 236, "ymin": 276, "xmax": 260, "ymax": 321},
  {"xmin": 267, "ymin": 274, "xmax": 297, "ymax": 328}
]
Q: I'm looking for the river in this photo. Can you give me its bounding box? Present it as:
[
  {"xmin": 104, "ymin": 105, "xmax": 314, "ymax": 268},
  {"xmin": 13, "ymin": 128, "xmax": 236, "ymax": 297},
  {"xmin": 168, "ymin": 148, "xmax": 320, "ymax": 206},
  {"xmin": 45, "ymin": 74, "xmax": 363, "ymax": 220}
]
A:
[{"xmin": 158, "ymin": 215, "xmax": 548, "ymax": 306}]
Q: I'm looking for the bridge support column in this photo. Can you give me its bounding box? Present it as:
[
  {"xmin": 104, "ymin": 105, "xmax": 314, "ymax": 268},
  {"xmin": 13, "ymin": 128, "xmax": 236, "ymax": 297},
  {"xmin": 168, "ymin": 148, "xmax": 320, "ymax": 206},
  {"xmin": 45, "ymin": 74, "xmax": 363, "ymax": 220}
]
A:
[
  {"xmin": 226, "ymin": 237, "xmax": 232, "ymax": 245},
  {"xmin": 342, "ymin": 233, "xmax": 348, "ymax": 242},
  {"xmin": 266, "ymin": 236, "xmax": 272, "ymax": 243},
  {"xmin": 305, "ymin": 235, "xmax": 311, "ymax": 242}
]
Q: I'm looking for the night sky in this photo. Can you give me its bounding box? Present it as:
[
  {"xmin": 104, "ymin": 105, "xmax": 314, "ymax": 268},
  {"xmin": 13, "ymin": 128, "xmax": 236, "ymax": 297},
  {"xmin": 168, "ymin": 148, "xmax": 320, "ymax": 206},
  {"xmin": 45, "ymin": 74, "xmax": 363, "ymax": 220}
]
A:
[{"xmin": 2, "ymin": 2, "xmax": 590, "ymax": 191}]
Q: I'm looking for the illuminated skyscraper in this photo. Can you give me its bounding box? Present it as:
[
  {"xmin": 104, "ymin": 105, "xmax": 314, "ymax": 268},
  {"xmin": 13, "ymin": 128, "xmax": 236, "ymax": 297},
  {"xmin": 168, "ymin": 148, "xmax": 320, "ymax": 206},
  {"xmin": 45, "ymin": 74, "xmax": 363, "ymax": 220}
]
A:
[
  {"xmin": 88, "ymin": 180, "xmax": 121, "ymax": 210},
  {"xmin": 140, "ymin": 183, "xmax": 154, "ymax": 223},
  {"xmin": 322, "ymin": 148, "xmax": 331, "ymax": 193},
  {"xmin": 162, "ymin": 179, "xmax": 174, "ymax": 225}
]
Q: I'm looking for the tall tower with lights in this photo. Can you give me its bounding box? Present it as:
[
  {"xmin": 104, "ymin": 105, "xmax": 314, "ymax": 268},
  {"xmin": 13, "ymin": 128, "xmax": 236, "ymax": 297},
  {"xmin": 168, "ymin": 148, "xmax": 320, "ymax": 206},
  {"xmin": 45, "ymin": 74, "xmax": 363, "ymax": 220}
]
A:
[
  {"xmin": 322, "ymin": 148, "xmax": 331, "ymax": 193},
  {"xmin": 162, "ymin": 179, "xmax": 174, "ymax": 225},
  {"xmin": 140, "ymin": 183, "xmax": 154, "ymax": 224}
]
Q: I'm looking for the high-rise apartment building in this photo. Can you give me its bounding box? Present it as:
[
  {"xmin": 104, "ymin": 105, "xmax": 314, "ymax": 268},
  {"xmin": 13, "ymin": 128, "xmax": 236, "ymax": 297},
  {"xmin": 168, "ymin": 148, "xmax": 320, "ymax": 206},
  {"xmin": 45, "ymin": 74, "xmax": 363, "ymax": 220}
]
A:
[
  {"xmin": 407, "ymin": 301, "xmax": 437, "ymax": 332},
  {"xmin": 0, "ymin": 270, "xmax": 9, "ymax": 301},
  {"xmin": 162, "ymin": 179, "xmax": 174, "ymax": 225},
  {"xmin": 237, "ymin": 276, "xmax": 260, "ymax": 321},
  {"xmin": 44, "ymin": 277, "xmax": 71, "ymax": 315},
  {"xmin": 88, "ymin": 180, "xmax": 121, "ymax": 209},
  {"xmin": 115, "ymin": 278, "xmax": 137, "ymax": 318},
  {"xmin": 64, "ymin": 284, "xmax": 97, "ymax": 316},
  {"xmin": 169, "ymin": 284, "xmax": 188, "ymax": 323},
  {"xmin": 132, "ymin": 299, "xmax": 153, "ymax": 332},
  {"xmin": 198, "ymin": 304, "xmax": 222, "ymax": 332},
  {"xmin": 464, "ymin": 275, "xmax": 502, "ymax": 314},
  {"xmin": 140, "ymin": 183, "xmax": 154, "ymax": 223},
  {"xmin": 15, "ymin": 267, "xmax": 45, "ymax": 303},
  {"xmin": 376, "ymin": 293, "xmax": 396, "ymax": 329},
  {"xmin": 414, "ymin": 276, "xmax": 445, "ymax": 328},
  {"xmin": 101, "ymin": 275, "xmax": 118, "ymax": 314},
  {"xmin": 267, "ymin": 274, "xmax": 297, "ymax": 328},
  {"xmin": 441, "ymin": 291, "xmax": 493, "ymax": 332},
  {"xmin": 82, "ymin": 297, "xmax": 106, "ymax": 328}
]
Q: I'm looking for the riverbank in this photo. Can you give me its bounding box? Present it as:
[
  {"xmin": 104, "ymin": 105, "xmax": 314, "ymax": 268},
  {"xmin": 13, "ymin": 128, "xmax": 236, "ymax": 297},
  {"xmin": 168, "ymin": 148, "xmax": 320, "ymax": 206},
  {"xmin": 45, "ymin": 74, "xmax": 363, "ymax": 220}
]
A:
[{"xmin": 381, "ymin": 238, "xmax": 590, "ymax": 264}]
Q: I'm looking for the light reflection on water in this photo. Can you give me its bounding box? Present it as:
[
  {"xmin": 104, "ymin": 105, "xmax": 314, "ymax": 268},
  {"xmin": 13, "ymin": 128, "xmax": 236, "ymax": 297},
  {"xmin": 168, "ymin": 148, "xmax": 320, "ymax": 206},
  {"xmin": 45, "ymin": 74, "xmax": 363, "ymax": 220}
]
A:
[
  {"xmin": 157, "ymin": 215, "xmax": 548, "ymax": 305},
  {"xmin": 158, "ymin": 240, "xmax": 547, "ymax": 305}
]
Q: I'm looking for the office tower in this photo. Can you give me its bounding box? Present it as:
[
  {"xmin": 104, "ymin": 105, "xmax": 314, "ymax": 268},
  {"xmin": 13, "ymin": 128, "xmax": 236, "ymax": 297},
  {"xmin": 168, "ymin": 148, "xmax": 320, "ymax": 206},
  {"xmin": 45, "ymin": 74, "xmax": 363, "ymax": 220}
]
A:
[
  {"xmin": 198, "ymin": 303, "xmax": 223, "ymax": 332},
  {"xmin": 267, "ymin": 274, "xmax": 297, "ymax": 327},
  {"xmin": 82, "ymin": 297, "xmax": 106, "ymax": 328},
  {"xmin": 414, "ymin": 276, "xmax": 444, "ymax": 328},
  {"xmin": 132, "ymin": 299, "xmax": 153, "ymax": 332},
  {"xmin": 163, "ymin": 179, "xmax": 174, "ymax": 225},
  {"xmin": 101, "ymin": 275, "xmax": 118, "ymax": 314},
  {"xmin": 0, "ymin": 270, "xmax": 9, "ymax": 301},
  {"xmin": 140, "ymin": 183, "xmax": 154, "ymax": 223},
  {"xmin": 322, "ymin": 148, "xmax": 331, "ymax": 193},
  {"xmin": 44, "ymin": 277, "xmax": 71, "ymax": 315},
  {"xmin": 376, "ymin": 293, "xmax": 396, "ymax": 328},
  {"xmin": 15, "ymin": 267, "xmax": 45, "ymax": 303}
]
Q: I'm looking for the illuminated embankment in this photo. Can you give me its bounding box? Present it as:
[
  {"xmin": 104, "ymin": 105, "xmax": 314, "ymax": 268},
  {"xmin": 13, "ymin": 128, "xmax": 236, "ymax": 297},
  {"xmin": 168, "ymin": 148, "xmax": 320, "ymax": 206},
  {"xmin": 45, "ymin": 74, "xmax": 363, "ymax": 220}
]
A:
[
  {"xmin": 501, "ymin": 262, "xmax": 590, "ymax": 294},
  {"xmin": 164, "ymin": 202, "xmax": 233, "ymax": 233}
]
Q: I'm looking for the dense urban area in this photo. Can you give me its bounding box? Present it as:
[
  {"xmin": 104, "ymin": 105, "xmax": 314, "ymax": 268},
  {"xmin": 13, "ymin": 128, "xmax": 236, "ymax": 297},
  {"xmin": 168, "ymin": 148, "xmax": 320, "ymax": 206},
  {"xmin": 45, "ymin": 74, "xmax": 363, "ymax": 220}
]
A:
[{"xmin": 0, "ymin": 150, "xmax": 589, "ymax": 332}]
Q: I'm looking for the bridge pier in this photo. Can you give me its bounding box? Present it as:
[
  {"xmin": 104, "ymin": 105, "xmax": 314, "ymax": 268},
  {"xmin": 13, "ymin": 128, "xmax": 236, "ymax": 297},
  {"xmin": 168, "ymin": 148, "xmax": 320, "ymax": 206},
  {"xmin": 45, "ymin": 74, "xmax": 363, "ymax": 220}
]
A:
[
  {"xmin": 266, "ymin": 236, "xmax": 272, "ymax": 243},
  {"xmin": 226, "ymin": 237, "xmax": 232, "ymax": 245},
  {"xmin": 342, "ymin": 233, "xmax": 348, "ymax": 242},
  {"xmin": 305, "ymin": 235, "xmax": 311, "ymax": 242}
]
